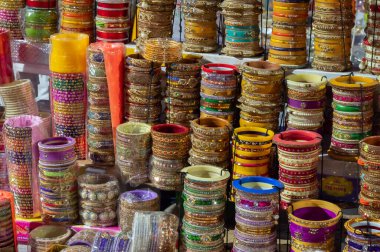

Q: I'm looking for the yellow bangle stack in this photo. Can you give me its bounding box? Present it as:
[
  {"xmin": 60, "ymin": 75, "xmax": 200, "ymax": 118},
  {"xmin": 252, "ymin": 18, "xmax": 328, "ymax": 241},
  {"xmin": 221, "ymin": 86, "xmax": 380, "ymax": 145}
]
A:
[
  {"xmin": 238, "ymin": 61, "xmax": 283, "ymax": 131},
  {"xmin": 312, "ymin": 0, "xmax": 354, "ymax": 72}
]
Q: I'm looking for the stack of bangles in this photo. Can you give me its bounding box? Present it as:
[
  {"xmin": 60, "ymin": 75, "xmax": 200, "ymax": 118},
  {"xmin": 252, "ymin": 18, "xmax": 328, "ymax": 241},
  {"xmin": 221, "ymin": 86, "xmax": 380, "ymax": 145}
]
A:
[
  {"xmin": 200, "ymin": 63, "xmax": 238, "ymax": 123},
  {"xmin": 363, "ymin": 0, "xmax": 380, "ymax": 75},
  {"xmin": 23, "ymin": 0, "xmax": 58, "ymax": 42},
  {"xmin": 150, "ymin": 124, "xmax": 190, "ymax": 191},
  {"xmin": 312, "ymin": 0, "xmax": 353, "ymax": 72},
  {"xmin": 231, "ymin": 127, "xmax": 275, "ymax": 199},
  {"xmin": 165, "ymin": 58, "xmax": 202, "ymax": 126},
  {"xmin": 95, "ymin": 0, "xmax": 130, "ymax": 43},
  {"xmin": 78, "ymin": 173, "xmax": 120, "ymax": 227},
  {"xmin": 328, "ymin": 76, "xmax": 377, "ymax": 161},
  {"xmin": 0, "ymin": 28, "xmax": 14, "ymax": 85},
  {"xmin": 285, "ymin": 74, "xmax": 327, "ymax": 132},
  {"xmin": 344, "ymin": 218, "xmax": 380, "ymax": 251},
  {"xmin": 87, "ymin": 43, "xmax": 114, "ymax": 164},
  {"xmin": 288, "ymin": 200, "xmax": 342, "ymax": 252},
  {"xmin": 118, "ymin": 189, "xmax": 160, "ymax": 233},
  {"xmin": 4, "ymin": 115, "xmax": 46, "ymax": 219},
  {"xmin": 182, "ymin": 0, "xmax": 219, "ymax": 53},
  {"xmin": 239, "ymin": 61, "xmax": 283, "ymax": 131},
  {"xmin": 232, "ymin": 177, "xmax": 284, "ymax": 252},
  {"xmin": 220, "ymin": 0, "xmax": 263, "ymax": 57},
  {"xmin": 189, "ymin": 117, "xmax": 232, "ymax": 168},
  {"xmin": 142, "ymin": 38, "xmax": 182, "ymax": 64},
  {"xmin": 181, "ymin": 165, "xmax": 230, "ymax": 252},
  {"xmin": 358, "ymin": 136, "xmax": 380, "ymax": 218},
  {"xmin": 135, "ymin": 0, "xmax": 175, "ymax": 51},
  {"xmin": 0, "ymin": 79, "xmax": 39, "ymax": 119},
  {"xmin": 0, "ymin": 191, "xmax": 17, "ymax": 251},
  {"xmin": 29, "ymin": 225, "xmax": 72, "ymax": 252},
  {"xmin": 0, "ymin": 109, "xmax": 5, "ymax": 191},
  {"xmin": 273, "ymin": 130, "xmax": 322, "ymax": 209},
  {"xmin": 0, "ymin": 0, "xmax": 24, "ymax": 39},
  {"xmin": 125, "ymin": 54, "xmax": 162, "ymax": 123},
  {"xmin": 60, "ymin": 0, "xmax": 95, "ymax": 40},
  {"xmin": 116, "ymin": 122, "xmax": 151, "ymax": 186},
  {"xmin": 268, "ymin": 0, "xmax": 308, "ymax": 68},
  {"xmin": 38, "ymin": 137, "xmax": 78, "ymax": 224}
]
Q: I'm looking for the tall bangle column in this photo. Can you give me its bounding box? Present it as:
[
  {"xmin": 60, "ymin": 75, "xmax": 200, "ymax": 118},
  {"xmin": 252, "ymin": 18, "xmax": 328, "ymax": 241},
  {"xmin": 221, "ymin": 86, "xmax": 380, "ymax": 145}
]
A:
[
  {"xmin": 268, "ymin": 0, "xmax": 308, "ymax": 68},
  {"xmin": 239, "ymin": 61, "xmax": 283, "ymax": 131},
  {"xmin": 0, "ymin": 0, "xmax": 24, "ymax": 39},
  {"xmin": 364, "ymin": 0, "xmax": 380, "ymax": 74},
  {"xmin": 328, "ymin": 76, "xmax": 377, "ymax": 161},
  {"xmin": 87, "ymin": 43, "xmax": 114, "ymax": 165},
  {"xmin": 273, "ymin": 130, "xmax": 321, "ymax": 209},
  {"xmin": 220, "ymin": 0, "xmax": 262, "ymax": 57},
  {"xmin": 182, "ymin": 0, "xmax": 219, "ymax": 53},
  {"xmin": 232, "ymin": 177, "xmax": 284, "ymax": 252},
  {"xmin": 312, "ymin": 0, "xmax": 354, "ymax": 72},
  {"xmin": 4, "ymin": 115, "xmax": 47, "ymax": 219},
  {"xmin": 358, "ymin": 136, "xmax": 380, "ymax": 218},
  {"xmin": 181, "ymin": 165, "xmax": 230, "ymax": 252},
  {"xmin": 50, "ymin": 33, "xmax": 89, "ymax": 160}
]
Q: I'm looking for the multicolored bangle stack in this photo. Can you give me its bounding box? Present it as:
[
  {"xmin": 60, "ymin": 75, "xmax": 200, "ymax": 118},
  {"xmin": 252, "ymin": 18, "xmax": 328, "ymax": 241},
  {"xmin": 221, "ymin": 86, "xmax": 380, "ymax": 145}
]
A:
[
  {"xmin": 286, "ymin": 74, "xmax": 327, "ymax": 132},
  {"xmin": 78, "ymin": 173, "xmax": 119, "ymax": 227},
  {"xmin": 23, "ymin": 0, "xmax": 58, "ymax": 42},
  {"xmin": 189, "ymin": 117, "xmax": 232, "ymax": 168},
  {"xmin": 0, "ymin": 28, "xmax": 14, "ymax": 85},
  {"xmin": 0, "ymin": 191, "xmax": 17, "ymax": 251},
  {"xmin": 358, "ymin": 136, "xmax": 380, "ymax": 218},
  {"xmin": 0, "ymin": 153, "xmax": 7, "ymax": 191},
  {"xmin": 220, "ymin": 0, "xmax": 262, "ymax": 57},
  {"xmin": 328, "ymin": 76, "xmax": 377, "ymax": 161},
  {"xmin": 312, "ymin": 0, "xmax": 354, "ymax": 72},
  {"xmin": 200, "ymin": 63, "xmax": 238, "ymax": 123},
  {"xmin": 130, "ymin": 212, "xmax": 179, "ymax": 252},
  {"xmin": 4, "ymin": 115, "xmax": 47, "ymax": 219},
  {"xmin": 181, "ymin": 165, "xmax": 230, "ymax": 252},
  {"xmin": 268, "ymin": 0, "xmax": 308, "ymax": 68},
  {"xmin": 239, "ymin": 61, "xmax": 283, "ymax": 131},
  {"xmin": 0, "ymin": 79, "xmax": 39, "ymax": 119},
  {"xmin": 125, "ymin": 54, "xmax": 162, "ymax": 124},
  {"xmin": 0, "ymin": 0, "xmax": 24, "ymax": 39},
  {"xmin": 287, "ymin": 200, "xmax": 342, "ymax": 252},
  {"xmin": 50, "ymin": 33, "xmax": 89, "ymax": 160},
  {"xmin": 344, "ymin": 218, "xmax": 380, "ymax": 251},
  {"xmin": 150, "ymin": 124, "xmax": 190, "ymax": 191},
  {"xmin": 38, "ymin": 137, "xmax": 78, "ymax": 224},
  {"xmin": 29, "ymin": 225, "xmax": 72, "ymax": 252},
  {"xmin": 116, "ymin": 122, "xmax": 151, "ymax": 186},
  {"xmin": 87, "ymin": 43, "xmax": 114, "ymax": 164},
  {"xmin": 232, "ymin": 127, "xmax": 274, "ymax": 183},
  {"xmin": 95, "ymin": 0, "xmax": 130, "ymax": 43},
  {"xmin": 362, "ymin": 0, "xmax": 380, "ymax": 74},
  {"xmin": 166, "ymin": 58, "xmax": 202, "ymax": 126},
  {"xmin": 232, "ymin": 177, "xmax": 284, "ymax": 252},
  {"xmin": 182, "ymin": 0, "xmax": 219, "ymax": 53},
  {"xmin": 60, "ymin": 0, "xmax": 94, "ymax": 40},
  {"xmin": 118, "ymin": 189, "xmax": 160, "ymax": 233},
  {"xmin": 136, "ymin": 0, "xmax": 175, "ymax": 52},
  {"xmin": 273, "ymin": 130, "xmax": 322, "ymax": 209}
]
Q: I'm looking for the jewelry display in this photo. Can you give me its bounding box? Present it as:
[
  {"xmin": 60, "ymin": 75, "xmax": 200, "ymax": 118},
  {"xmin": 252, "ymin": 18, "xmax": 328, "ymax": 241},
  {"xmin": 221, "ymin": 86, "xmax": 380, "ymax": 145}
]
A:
[
  {"xmin": 0, "ymin": 0, "xmax": 24, "ymax": 39},
  {"xmin": 0, "ymin": 190, "xmax": 17, "ymax": 251},
  {"xmin": 344, "ymin": 218, "xmax": 380, "ymax": 251},
  {"xmin": 142, "ymin": 38, "xmax": 182, "ymax": 63},
  {"xmin": 0, "ymin": 28, "xmax": 14, "ymax": 84},
  {"xmin": 29, "ymin": 225, "xmax": 72, "ymax": 252},
  {"xmin": 273, "ymin": 130, "xmax": 322, "ymax": 209},
  {"xmin": 239, "ymin": 61, "xmax": 283, "ymax": 131}
]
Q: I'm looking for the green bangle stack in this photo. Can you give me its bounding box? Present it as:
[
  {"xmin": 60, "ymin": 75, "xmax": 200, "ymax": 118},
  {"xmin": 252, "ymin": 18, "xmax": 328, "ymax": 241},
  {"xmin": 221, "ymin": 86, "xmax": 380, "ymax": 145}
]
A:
[{"xmin": 24, "ymin": 7, "xmax": 58, "ymax": 42}]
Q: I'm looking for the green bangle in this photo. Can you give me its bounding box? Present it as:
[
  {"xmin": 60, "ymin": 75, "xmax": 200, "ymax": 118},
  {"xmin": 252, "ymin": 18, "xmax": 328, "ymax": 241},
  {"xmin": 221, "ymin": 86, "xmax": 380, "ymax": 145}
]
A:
[
  {"xmin": 201, "ymin": 97, "xmax": 232, "ymax": 104},
  {"xmin": 182, "ymin": 193, "xmax": 225, "ymax": 206},
  {"xmin": 184, "ymin": 185, "xmax": 226, "ymax": 196},
  {"xmin": 333, "ymin": 102, "xmax": 367, "ymax": 112},
  {"xmin": 181, "ymin": 230, "xmax": 224, "ymax": 243},
  {"xmin": 333, "ymin": 130, "xmax": 371, "ymax": 141},
  {"xmin": 25, "ymin": 8, "xmax": 58, "ymax": 24},
  {"xmin": 200, "ymin": 106, "xmax": 233, "ymax": 113}
]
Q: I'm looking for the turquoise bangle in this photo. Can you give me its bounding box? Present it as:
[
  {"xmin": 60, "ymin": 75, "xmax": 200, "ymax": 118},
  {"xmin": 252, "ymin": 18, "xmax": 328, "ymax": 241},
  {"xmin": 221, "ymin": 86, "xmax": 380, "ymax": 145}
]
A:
[
  {"xmin": 226, "ymin": 28, "xmax": 260, "ymax": 38},
  {"xmin": 226, "ymin": 36, "xmax": 259, "ymax": 43},
  {"xmin": 226, "ymin": 25, "xmax": 259, "ymax": 30}
]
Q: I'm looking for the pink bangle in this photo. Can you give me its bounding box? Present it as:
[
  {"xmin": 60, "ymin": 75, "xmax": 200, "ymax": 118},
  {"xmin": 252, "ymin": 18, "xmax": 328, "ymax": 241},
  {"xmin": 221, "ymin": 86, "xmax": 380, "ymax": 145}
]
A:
[
  {"xmin": 273, "ymin": 130, "xmax": 322, "ymax": 148},
  {"xmin": 202, "ymin": 63, "xmax": 238, "ymax": 75}
]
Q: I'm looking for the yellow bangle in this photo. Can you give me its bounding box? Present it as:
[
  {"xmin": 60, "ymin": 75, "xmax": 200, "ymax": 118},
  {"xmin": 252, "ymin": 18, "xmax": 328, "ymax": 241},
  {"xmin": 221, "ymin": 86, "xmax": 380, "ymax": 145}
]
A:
[
  {"xmin": 200, "ymin": 87, "xmax": 236, "ymax": 97},
  {"xmin": 330, "ymin": 76, "xmax": 378, "ymax": 90},
  {"xmin": 239, "ymin": 119, "xmax": 278, "ymax": 131},
  {"xmin": 200, "ymin": 112, "xmax": 234, "ymax": 123},
  {"xmin": 233, "ymin": 147, "xmax": 271, "ymax": 158},
  {"xmin": 233, "ymin": 126, "xmax": 274, "ymax": 143},
  {"xmin": 233, "ymin": 163, "xmax": 269, "ymax": 176}
]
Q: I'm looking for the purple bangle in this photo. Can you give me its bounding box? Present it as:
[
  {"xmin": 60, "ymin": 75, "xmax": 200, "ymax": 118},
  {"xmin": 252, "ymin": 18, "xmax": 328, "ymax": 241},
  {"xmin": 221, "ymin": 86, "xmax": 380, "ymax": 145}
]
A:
[
  {"xmin": 289, "ymin": 222, "xmax": 337, "ymax": 243},
  {"xmin": 38, "ymin": 137, "xmax": 76, "ymax": 164},
  {"xmin": 120, "ymin": 189, "xmax": 158, "ymax": 203},
  {"xmin": 288, "ymin": 98, "xmax": 325, "ymax": 110}
]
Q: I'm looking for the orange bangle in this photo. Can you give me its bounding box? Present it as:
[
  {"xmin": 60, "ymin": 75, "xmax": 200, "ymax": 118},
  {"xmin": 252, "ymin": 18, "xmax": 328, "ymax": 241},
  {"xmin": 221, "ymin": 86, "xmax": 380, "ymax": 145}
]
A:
[{"xmin": 269, "ymin": 48, "xmax": 307, "ymax": 56}]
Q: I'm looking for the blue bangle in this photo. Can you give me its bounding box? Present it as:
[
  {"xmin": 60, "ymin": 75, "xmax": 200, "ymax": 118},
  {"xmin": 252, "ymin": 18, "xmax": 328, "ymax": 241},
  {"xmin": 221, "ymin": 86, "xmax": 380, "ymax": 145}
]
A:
[
  {"xmin": 233, "ymin": 176, "xmax": 284, "ymax": 194},
  {"xmin": 347, "ymin": 240, "xmax": 380, "ymax": 252}
]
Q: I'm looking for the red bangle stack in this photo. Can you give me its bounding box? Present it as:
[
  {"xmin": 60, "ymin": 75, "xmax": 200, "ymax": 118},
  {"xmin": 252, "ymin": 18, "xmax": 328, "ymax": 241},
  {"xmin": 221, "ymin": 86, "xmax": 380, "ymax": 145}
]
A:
[
  {"xmin": 273, "ymin": 130, "xmax": 322, "ymax": 209},
  {"xmin": 96, "ymin": 0, "xmax": 130, "ymax": 43}
]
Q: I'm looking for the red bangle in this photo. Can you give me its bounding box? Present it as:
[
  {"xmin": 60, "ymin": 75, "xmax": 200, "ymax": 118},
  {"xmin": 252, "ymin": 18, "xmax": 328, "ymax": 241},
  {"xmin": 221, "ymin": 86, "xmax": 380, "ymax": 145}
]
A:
[
  {"xmin": 271, "ymin": 31, "xmax": 306, "ymax": 38},
  {"xmin": 279, "ymin": 166, "xmax": 317, "ymax": 176},
  {"xmin": 280, "ymin": 175, "xmax": 317, "ymax": 185},
  {"xmin": 97, "ymin": 7, "xmax": 129, "ymax": 18},
  {"xmin": 273, "ymin": 130, "xmax": 322, "ymax": 148},
  {"xmin": 333, "ymin": 93, "xmax": 373, "ymax": 103},
  {"xmin": 278, "ymin": 145, "xmax": 320, "ymax": 153},
  {"xmin": 331, "ymin": 139, "xmax": 358, "ymax": 149},
  {"xmin": 27, "ymin": 0, "xmax": 57, "ymax": 8},
  {"xmin": 152, "ymin": 123, "xmax": 189, "ymax": 135},
  {"xmin": 202, "ymin": 63, "xmax": 238, "ymax": 75},
  {"xmin": 97, "ymin": 1, "xmax": 129, "ymax": 8},
  {"xmin": 96, "ymin": 30, "xmax": 129, "ymax": 40}
]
